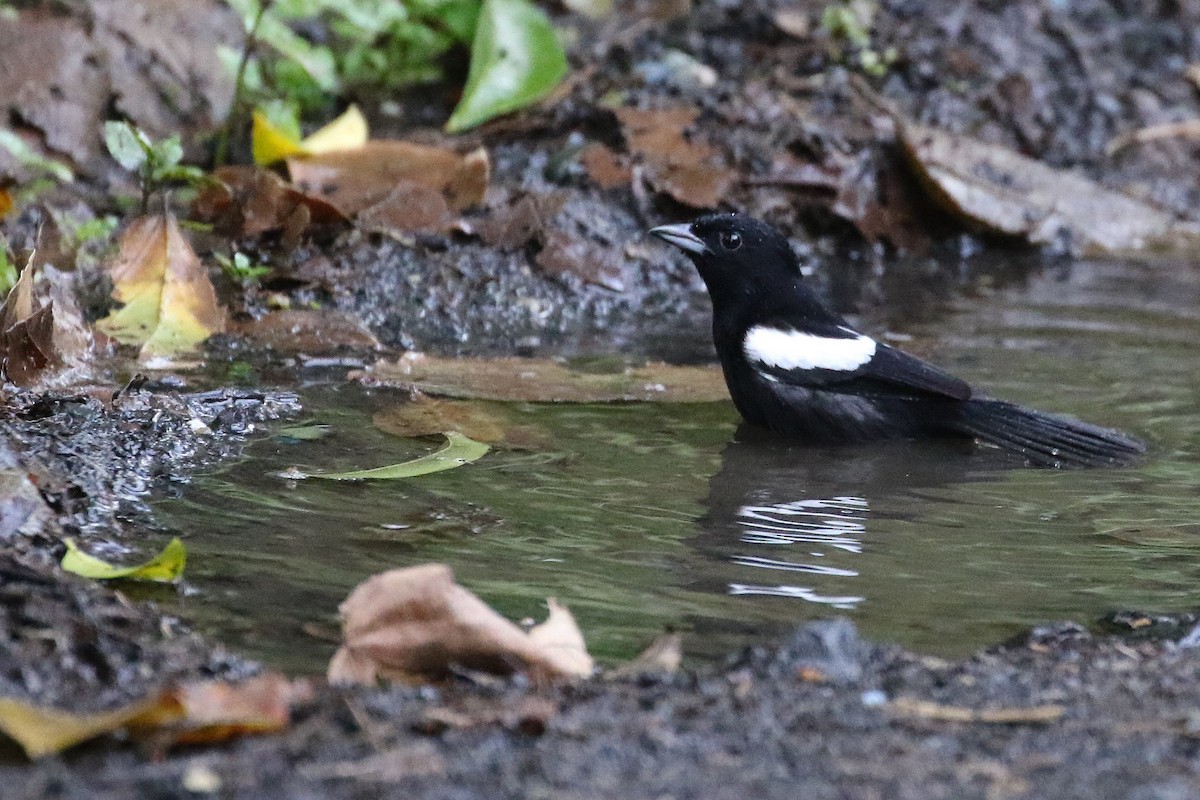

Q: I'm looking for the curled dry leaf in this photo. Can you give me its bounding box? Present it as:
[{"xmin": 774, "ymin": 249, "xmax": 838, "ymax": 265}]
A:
[
  {"xmin": 0, "ymin": 259, "xmax": 56, "ymax": 386},
  {"xmin": 898, "ymin": 120, "xmax": 1200, "ymax": 253},
  {"xmin": 608, "ymin": 632, "xmax": 683, "ymax": 679},
  {"xmin": 615, "ymin": 106, "xmax": 736, "ymax": 209},
  {"xmin": 192, "ymin": 165, "xmax": 349, "ymax": 240},
  {"xmin": 328, "ymin": 563, "xmax": 594, "ymax": 685},
  {"xmin": 95, "ymin": 213, "xmax": 225, "ymax": 359},
  {"xmin": 286, "ymin": 142, "xmax": 490, "ymax": 236},
  {"xmin": 355, "ymin": 353, "xmax": 729, "ymax": 403}
]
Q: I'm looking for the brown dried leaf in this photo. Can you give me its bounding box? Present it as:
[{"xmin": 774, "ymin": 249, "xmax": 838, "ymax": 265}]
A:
[
  {"xmin": 192, "ymin": 165, "xmax": 349, "ymax": 239},
  {"xmin": 0, "ymin": 4, "xmax": 236, "ymax": 166},
  {"xmin": 358, "ymin": 182, "xmax": 453, "ymax": 236},
  {"xmin": 580, "ymin": 143, "xmax": 632, "ymax": 190},
  {"xmin": 287, "ymin": 141, "xmax": 490, "ymax": 224},
  {"xmin": 535, "ymin": 230, "xmax": 626, "ymax": 291},
  {"xmin": 327, "ymin": 564, "xmax": 594, "ymax": 685},
  {"xmin": 616, "ymin": 107, "xmax": 736, "ymax": 209},
  {"xmin": 160, "ymin": 673, "xmax": 312, "ymax": 746},
  {"xmin": 355, "ymin": 354, "xmax": 729, "ymax": 403},
  {"xmin": 475, "ymin": 192, "xmax": 567, "ymax": 251},
  {"xmin": 898, "ymin": 120, "xmax": 1200, "ymax": 253},
  {"xmin": 235, "ymin": 309, "xmax": 380, "ymax": 353},
  {"xmin": 0, "ymin": 261, "xmax": 57, "ymax": 386},
  {"xmin": 609, "ymin": 632, "xmax": 683, "ymax": 678}
]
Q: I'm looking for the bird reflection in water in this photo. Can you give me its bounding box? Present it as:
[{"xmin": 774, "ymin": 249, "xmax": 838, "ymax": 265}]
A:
[{"xmin": 693, "ymin": 424, "xmax": 1023, "ymax": 614}]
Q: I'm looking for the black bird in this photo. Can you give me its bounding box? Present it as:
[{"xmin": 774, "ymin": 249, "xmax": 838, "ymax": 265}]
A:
[{"xmin": 650, "ymin": 213, "xmax": 1145, "ymax": 468}]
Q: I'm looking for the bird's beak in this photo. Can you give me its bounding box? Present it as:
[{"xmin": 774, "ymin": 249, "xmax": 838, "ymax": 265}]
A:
[{"xmin": 649, "ymin": 223, "xmax": 707, "ymax": 255}]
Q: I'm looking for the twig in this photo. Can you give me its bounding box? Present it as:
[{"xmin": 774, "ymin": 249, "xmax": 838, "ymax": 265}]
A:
[{"xmin": 215, "ymin": 0, "xmax": 274, "ymax": 167}]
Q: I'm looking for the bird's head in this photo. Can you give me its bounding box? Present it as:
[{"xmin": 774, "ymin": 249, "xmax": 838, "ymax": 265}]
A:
[{"xmin": 650, "ymin": 214, "xmax": 802, "ymax": 300}]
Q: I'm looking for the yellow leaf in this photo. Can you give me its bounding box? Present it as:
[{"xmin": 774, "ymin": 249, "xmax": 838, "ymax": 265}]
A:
[
  {"xmin": 0, "ymin": 187, "xmax": 13, "ymax": 218},
  {"xmin": 96, "ymin": 213, "xmax": 225, "ymax": 359},
  {"xmin": 301, "ymin": 105, "xmax": 369, "ymax": 154},
  {"xmin": 0, "ymin": 695, "xmax": 176, "ymax": 759},
  {"xmin": 252, "ymin": 106, "xmax": 369, "ymax": 166},
  {"xmin": 251, "ymin": 110, "xmax": 305, "ymax": 166},
  {"xmin": 60, "ymin": 537, "xmax": 187, "ymax": 582}
]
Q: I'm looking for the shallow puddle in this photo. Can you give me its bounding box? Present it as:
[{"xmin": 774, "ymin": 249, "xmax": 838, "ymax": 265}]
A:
[{"xmin": 156, "ymin": 258, "xmax": 1200, "ymax": 674}]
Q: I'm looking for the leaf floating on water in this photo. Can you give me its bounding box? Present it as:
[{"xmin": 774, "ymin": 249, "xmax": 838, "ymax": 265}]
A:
[
  {"xmin": 60, "ymin": 537, "xmax": 186, "ymax": 582},
  {"xmin": 355, "ymin": 354, "xmax": 729, "ymax": 403},
  {"xmin": 95, "ymin": 213, "xmax": 226, "ymax": 359},
  {"xmin": 327, "ymin": 563, "xmax": 593, "ymax": 685},
  {"xmin": 445, "ymin": 0, "xmax": 568, "ymax": 133},
  {"xmin": 897, "ymin": 120, "xmax": 1200, "ymax": 254},
  {"xmin": 304, "ymin": 432, "xmax": 489, "ymax": 481}
]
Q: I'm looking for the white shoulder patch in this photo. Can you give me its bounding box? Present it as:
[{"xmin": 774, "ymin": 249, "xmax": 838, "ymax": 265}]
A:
[{"xmin": 744, "ymin": 326, "xmax": 877, "ymax": 372}]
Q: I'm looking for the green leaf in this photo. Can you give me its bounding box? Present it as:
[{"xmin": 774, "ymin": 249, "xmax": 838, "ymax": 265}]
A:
[
  {"xmin": 304, "ymin": 432, "xmax": 490, "ymax": 480},
  {"xmin": 103, "ymin": 122, "xmax": 148, "ymax": 172},
  {"xmin": 61, "ymin": 537, "xmax": 187, "ymax": 582},
  {"xmin": 445, "ymin": 0, "xmax": 568, "ymax": 133}
]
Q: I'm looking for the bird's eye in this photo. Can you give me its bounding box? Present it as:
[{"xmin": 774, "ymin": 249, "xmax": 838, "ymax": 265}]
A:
[{"xmin": 719, "ymin": 231, "xmax": 742, "ymax": 251}]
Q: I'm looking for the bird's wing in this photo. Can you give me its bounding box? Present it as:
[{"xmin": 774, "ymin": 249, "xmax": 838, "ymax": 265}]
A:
[{"xmin": 742, "ymin": 323, "xmax": 972, "ymax": 401}]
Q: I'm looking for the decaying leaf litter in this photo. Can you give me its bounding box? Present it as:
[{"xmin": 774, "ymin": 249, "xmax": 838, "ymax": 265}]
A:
[{"xmin": 6, "ymin": 0, "xmax": 1200, "ymax": 795}]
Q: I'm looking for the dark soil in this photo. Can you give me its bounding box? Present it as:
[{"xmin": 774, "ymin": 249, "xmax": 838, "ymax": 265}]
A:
[{"xmin": 6, "ymin": 615, "xmax": 1200, "ymax": 800}]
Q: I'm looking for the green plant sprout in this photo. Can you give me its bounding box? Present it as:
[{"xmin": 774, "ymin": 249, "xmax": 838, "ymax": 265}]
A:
[
  {"xmin": 216, "ymin": 251, "xmax": 273, "ymax": 285},
  {"xmin": 102, "ymin": 122, "xmax": 207, "ymax": 211}
]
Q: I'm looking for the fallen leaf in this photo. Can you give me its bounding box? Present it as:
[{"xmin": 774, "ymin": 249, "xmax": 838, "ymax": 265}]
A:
[
  {"xmin": 0, "ymin": 259, "xmax": 56, "ymax": 386},
  {"xmin": 615, "ymin": 106, "xmax": 736, "ymax": 209},
  {"xmin": 887, "ymin": 697, "xmax": 1065, "ymax": 724},
  {"xmin": 608, "ymin": 632, "xmax": 683, "ymax": 678},
  {"xmin": 0, "ymin": 695, "xmax": 171, "ymax": 759},
  {"xmin": 252, "ymin": 105, "xmax": 369, "ymax": 166},
  {"xmin": 898, "ymin": 120, "xmax": 1200, "ymax": 253},
  {"xmin": 95, "ymin": 214, "xmax": 226, "ymax": 359},
  {"xmin": 235, "ymin": 309, "xmax": 380, "ymax": 353},
  {"xmin": 445, "ymin": 0, "xmax": 569, "ymax": 132},
  {"xmin": 164, "ymin": 673, "xmax": 311, "ymax": 746},
  {"xmin": 535, "ymin": 230, "xmax": 626, "ymax": 291},
  {"xmin": 373, "ymin": 396, "xmax": 550, "ymax": 449},
  {"xmin": 357, "ymin": 182, "xmax": 453, "ymax": 236},
  {"xmin": 328, "ymin": 563, "xmax": 593, "ymax": 685},
  {"xmin": 60, "ymin": 537, "xmax": 186, "ymax": 582},
  {"xmin": 417, "ymin": 695, "xmax": 559, "ymax": 735},
  {"xmin": 287, "ymin": 142, "xmax": 490, "ymax": 228},
  {"xmin": 192, "ymin": 165, "xmax": 349, "ymax": 239},
  {"xmin": 299, "ymin": 431, "xmax": 490, "ymax": 481},
  {"xmin": 0, "ymin": 5, "xmax": 236, "ymax": 167},
  {"xmin": 355, "ymin": 354, "xmax": 729, "ymax": 403},
  {"xmin": 0, "ymin": 672, "xmax": 306, "ymax": 759},
  {"xmin": 475, "ymin": 192, "xmax": 567, "ymax": 250},
  {"xmin": 579, "ymin": 143, "xmax": 632, "ymax": 190}
]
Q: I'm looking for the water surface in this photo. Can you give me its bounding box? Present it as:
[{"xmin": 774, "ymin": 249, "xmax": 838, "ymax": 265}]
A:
[{"xmin": 158, "ymin": 258, "xmax": 1200, "ymax": 673}]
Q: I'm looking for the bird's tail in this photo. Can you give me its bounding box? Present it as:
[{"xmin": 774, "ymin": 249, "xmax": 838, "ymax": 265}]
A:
[{"xmin": 954, "ymin": 399, "xmax": 1146, "ymax": 468}]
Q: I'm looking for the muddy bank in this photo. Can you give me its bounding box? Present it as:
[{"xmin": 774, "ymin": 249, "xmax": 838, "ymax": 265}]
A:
[{"xmin": 5, "ymin": 612, "xmax": 1200, "ymax": 799}]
